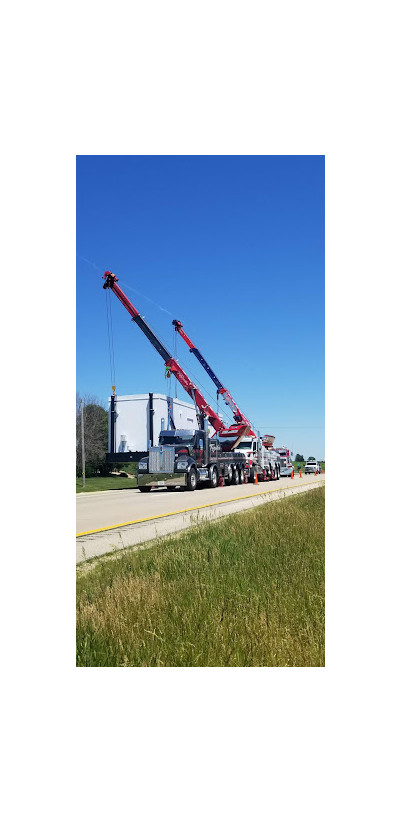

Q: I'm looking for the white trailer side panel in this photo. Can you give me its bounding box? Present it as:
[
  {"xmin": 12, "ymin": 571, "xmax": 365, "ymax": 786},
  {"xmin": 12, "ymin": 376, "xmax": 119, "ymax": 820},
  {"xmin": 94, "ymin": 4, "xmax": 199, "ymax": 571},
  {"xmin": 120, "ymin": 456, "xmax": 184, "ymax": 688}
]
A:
[{"xmin": 109, "ymin": 393, "xmax": 198, "ymax": 453}]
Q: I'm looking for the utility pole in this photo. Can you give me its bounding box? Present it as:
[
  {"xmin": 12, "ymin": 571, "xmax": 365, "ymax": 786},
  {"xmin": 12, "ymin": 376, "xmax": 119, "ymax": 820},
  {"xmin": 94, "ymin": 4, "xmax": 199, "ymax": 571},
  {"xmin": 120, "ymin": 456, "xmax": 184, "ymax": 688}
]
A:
[{"xmin": 81, "ymin": 399, "xmax": 85, "ymax": 487}]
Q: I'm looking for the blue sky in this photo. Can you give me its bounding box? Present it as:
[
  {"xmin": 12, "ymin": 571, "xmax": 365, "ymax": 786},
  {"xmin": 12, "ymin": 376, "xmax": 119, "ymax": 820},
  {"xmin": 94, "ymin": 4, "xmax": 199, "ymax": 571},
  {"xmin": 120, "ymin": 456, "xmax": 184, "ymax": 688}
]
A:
[{"xmin": 77, "ymin": 155, "xmax": 324, "ymax": 459}]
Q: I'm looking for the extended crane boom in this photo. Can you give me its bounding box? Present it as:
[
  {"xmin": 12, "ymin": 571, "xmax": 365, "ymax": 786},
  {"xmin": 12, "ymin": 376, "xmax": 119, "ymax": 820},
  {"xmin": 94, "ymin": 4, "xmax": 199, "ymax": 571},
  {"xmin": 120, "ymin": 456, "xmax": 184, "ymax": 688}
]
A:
[
  {"xmin": 172, "ymin": 319, "xmax": 256, "ymax": 437},
  {"xmin": 103, "ymin": 272, "xmax": 250, "ymax": 448}
]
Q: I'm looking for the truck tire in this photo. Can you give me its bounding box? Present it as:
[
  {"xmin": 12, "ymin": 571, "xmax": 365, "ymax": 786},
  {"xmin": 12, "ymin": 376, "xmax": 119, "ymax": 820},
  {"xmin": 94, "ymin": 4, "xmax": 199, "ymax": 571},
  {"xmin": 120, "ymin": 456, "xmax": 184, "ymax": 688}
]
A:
[
  {"xmin": 249, "ymin": 467, "xmax": 256, "ymax": 483},
  {"xmin": 186, "ymin": 468, "xmax": 197, "ymax": 491},
  {"xmin": 139, "ymin": 486, "xmax": 151, "ymax": 493},
  {"xmin": 209, "ymin": 467, "xmax": 218, "ymax": 489},
  {"xmin": 239, "ymin": 468, "xmax": 244, "ymax": 484},
  {"xmin": 226, "ymin": 466, "xmax": 233, "ymax": 485},
  {"xmin": 232, "ymin": 467, "xmax": 239, "ymax": 485}
]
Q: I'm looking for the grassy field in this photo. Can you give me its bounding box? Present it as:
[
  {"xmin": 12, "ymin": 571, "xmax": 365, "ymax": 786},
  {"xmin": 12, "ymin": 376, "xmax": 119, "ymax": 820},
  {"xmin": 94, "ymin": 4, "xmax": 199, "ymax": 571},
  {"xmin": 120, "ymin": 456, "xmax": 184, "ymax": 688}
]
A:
[
  {"xmin": 77, "ymin": 486, "xmax": 325, "ymax": 667},
  {"xmin": 76, "ymin": 475, "xmax": 137, "ymax": 493}
]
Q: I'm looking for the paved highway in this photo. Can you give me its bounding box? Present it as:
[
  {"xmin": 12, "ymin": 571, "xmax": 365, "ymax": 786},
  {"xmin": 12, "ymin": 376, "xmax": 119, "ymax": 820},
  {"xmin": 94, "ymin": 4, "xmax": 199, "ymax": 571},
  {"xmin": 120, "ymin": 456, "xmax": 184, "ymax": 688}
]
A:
[{"xmin": 76, "ymin": 473, "xmax": 325, "ymax": 563}]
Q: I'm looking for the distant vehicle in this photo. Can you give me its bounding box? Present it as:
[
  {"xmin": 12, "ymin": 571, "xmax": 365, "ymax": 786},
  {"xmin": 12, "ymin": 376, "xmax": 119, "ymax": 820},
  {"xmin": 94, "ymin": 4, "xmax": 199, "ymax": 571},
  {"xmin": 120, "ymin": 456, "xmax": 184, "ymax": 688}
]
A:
[
  {"xmin": 276, "ymin": 446, "xmax": 293, "ymax": 477},
  {"xmin": 305, "ymin": 459, "xmax": 321, "ymax": 474}
]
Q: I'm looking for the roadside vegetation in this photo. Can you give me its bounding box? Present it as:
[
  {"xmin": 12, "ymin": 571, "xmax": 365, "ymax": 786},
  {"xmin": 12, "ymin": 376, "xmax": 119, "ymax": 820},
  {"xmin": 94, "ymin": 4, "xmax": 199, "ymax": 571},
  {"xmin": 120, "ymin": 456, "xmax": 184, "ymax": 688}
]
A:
[
  {"xmin": 77, "ymin": 487, "xmax": 325, "ymax": 667},
  {"xmin": 76, "ymin": 393, "xmax": 138, "ymax": 492},
  {"xmin": 76, "ymin": 474, "xmax": 137, "ymax": 493}
]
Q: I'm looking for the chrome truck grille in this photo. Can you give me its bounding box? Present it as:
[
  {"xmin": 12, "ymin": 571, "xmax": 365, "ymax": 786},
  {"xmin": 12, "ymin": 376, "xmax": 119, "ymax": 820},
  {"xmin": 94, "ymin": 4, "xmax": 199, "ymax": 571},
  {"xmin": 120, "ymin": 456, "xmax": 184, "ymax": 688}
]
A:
[{"xmin": 149, "ymin": 446, "xmax": 175, "ymax": 473}]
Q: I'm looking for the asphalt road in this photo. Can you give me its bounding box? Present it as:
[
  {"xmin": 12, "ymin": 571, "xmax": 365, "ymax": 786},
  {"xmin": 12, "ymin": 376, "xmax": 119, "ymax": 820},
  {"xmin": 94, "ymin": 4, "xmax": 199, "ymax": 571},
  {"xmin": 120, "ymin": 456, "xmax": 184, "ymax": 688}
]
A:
[{"xmin": 76, "ymin": 473, "xmax": 325, "ymax": 563}]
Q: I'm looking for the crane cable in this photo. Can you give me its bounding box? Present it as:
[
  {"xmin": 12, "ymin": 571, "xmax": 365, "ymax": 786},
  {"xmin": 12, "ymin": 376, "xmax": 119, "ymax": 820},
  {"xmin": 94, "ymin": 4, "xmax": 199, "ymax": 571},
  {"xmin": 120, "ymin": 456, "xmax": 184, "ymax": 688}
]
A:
[
  {"xmin": 173, "ymin": 324, "xmax": 178, "ymax": 399},
  {"xmin": 105, "ymin": 288, "xmax": 116, "ymax": 390}
]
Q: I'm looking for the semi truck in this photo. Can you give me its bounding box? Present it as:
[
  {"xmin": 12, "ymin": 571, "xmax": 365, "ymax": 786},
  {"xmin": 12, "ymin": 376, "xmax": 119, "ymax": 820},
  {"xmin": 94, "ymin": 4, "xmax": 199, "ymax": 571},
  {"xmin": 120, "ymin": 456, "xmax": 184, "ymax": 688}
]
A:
[
  {"xmin": 137, "ymin": 427, "xmax": 246, "ymax": 491},
  {"xmin": 103, "ymin": 272, "xmax": 250, "ymax": 491}
]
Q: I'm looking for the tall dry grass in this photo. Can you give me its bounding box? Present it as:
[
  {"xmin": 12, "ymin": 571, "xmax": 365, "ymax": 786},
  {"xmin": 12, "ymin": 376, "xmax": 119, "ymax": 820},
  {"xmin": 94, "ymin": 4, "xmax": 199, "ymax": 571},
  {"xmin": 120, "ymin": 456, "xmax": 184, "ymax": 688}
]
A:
[{"xmin": 77, "ymin": 487, "xmax": 325, "ymax": 666}]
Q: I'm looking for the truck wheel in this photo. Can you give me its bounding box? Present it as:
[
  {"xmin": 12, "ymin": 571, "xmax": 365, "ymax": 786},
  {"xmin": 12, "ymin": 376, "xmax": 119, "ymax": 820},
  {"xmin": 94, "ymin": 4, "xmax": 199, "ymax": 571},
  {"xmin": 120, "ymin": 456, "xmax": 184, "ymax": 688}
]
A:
[
  {"xmin": 209, "ymin": 467, "xmax": 218, "ymax": 489},
  {"xmin": 249, "ymin": 467, "xmax": 256, "ymax": 483},
  {"xmin": 139, "ymin": 486, "xmax": 151, "ymax": 493},
  {"xmin": 232, "ymin": 467, "xmax": 239, "ymax": 485},
  {"xmin": 226, "ymin": 466, "xmax": 233, "ymax": 485},
  {"xmin": 186, "ymin": 468, "xmax": 197, "ymax": 491},
  {"xmin": 239, "ymin": 468, "xmax": 244, "ymax": 484}
]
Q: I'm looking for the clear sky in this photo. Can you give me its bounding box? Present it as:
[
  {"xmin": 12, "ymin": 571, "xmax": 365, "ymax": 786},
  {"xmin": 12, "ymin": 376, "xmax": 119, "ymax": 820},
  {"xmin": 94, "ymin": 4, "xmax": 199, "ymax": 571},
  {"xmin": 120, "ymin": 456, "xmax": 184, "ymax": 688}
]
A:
[{"xmin": 77, "ymin": 155, "xmax": 324, "ymax": 460}]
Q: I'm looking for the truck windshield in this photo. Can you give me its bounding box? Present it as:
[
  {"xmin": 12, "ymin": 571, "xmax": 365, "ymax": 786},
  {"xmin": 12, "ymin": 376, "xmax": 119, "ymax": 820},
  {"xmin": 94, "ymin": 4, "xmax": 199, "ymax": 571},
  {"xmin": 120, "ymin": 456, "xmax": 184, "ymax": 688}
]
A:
[
  {"xmin": 236, "ymin": 441, "xmax": 252, "ymax": 450},
  {"xmin": 159, "ymin": 434, "xmax": 194, "ymax": 446}
]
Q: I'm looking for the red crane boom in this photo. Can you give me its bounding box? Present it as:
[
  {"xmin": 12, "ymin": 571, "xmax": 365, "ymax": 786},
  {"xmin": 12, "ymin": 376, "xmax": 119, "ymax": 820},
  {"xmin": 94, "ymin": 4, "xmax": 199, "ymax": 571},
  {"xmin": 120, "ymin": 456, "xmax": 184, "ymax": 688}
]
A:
[
  {"xmin": 172, "ymin": 319, "xmax": 256, "ymax": 436},
  {"xmin": 103, "ymin": 272, "xmax": 250, "ymax": 448}
]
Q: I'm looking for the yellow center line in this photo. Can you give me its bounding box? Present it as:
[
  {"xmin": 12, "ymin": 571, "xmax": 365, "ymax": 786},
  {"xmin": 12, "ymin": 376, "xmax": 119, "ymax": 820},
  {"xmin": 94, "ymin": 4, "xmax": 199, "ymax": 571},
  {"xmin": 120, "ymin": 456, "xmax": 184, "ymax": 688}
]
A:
[{"xmin": 76, "ymin": 478, "xmax": 324, "ymax": 538}]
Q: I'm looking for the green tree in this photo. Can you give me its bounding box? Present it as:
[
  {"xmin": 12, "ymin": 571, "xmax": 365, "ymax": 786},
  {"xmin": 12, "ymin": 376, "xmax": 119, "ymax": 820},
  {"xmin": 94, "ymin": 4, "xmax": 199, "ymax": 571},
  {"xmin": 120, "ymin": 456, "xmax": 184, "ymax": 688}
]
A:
[
  {"xmin": 76, "ymin": 394, "xmax": 108, "ymax": 477},
  {"xmin": 295, "ymin": 453, "xmax": 304, "ymax": 462}
]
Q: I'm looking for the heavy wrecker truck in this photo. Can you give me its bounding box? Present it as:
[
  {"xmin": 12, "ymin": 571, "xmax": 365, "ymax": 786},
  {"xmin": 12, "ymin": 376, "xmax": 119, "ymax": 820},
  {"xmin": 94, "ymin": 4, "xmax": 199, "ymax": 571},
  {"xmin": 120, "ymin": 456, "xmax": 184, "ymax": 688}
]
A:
[
  {"xmin": 103, "ymin": 272, "xmax": 249, "ymax": 491},
  {"xmin": 172, "ymin": 320, "xmax": 281, "ymax": 483}
]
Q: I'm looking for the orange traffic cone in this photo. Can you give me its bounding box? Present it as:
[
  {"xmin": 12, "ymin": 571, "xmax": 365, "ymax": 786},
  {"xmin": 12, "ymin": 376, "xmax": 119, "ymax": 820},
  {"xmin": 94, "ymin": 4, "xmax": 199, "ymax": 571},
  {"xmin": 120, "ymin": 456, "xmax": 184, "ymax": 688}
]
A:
[
  {"xmin": 315, "ymin": 470, "xmax": 317, "ymax": 476},
  {"xmin": 291, "ymin": 468, "xmax": 294, "ymax": 479},
  {"xmin": 254, "ymin": 472, "xmax": 258, "ymax": 484},
  {"xmin": 300, "ymin": 469, "xmax": 302, "ymax": 478},
  {"xmin": 322, "ymin": 469, "xmax": 325, "ymax": 474}
]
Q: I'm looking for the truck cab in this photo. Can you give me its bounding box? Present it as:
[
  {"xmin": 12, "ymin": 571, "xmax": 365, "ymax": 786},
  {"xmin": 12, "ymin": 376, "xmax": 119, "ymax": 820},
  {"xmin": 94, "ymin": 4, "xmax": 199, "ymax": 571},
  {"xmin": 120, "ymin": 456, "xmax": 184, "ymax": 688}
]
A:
[
  {"xmin": 234, "ymin": 437, "xmax": 280, "ymax": 482},
  {"xmin": 276, "ymin": 446, "xmax": 293, "ymax": 477},
  {"xmin": 159, "ymin": 429, "xmax": 207, "ymax": 464}
]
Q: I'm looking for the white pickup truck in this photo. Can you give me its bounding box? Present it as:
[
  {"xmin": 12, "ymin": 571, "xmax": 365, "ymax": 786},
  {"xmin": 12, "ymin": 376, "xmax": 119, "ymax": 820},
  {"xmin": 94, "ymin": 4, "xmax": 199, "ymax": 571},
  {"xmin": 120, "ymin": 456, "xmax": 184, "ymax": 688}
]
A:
[{"xmin": 304, "ymin": 459, "xmax": 321, "ymax": 474}]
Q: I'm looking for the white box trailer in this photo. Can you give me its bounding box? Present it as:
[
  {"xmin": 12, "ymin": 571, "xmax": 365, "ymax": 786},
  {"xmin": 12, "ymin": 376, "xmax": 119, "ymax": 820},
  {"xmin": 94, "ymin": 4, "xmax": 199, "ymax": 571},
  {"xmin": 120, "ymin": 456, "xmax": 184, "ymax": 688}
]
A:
[{"xmin": 108, "ymin": 393, "xmax": 199, "ymax": 460}]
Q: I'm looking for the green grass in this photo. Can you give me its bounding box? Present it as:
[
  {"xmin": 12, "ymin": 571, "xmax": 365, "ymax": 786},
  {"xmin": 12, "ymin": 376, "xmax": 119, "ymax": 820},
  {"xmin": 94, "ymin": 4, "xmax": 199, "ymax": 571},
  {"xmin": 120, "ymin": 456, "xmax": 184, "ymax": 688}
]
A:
[
  {"xmin": 76, "ymin": 475, "xmax": 137, "ymax": 493},
  {"xmin": 76, "ymin": 486, "xmax": 325, "ymax": 667}
]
